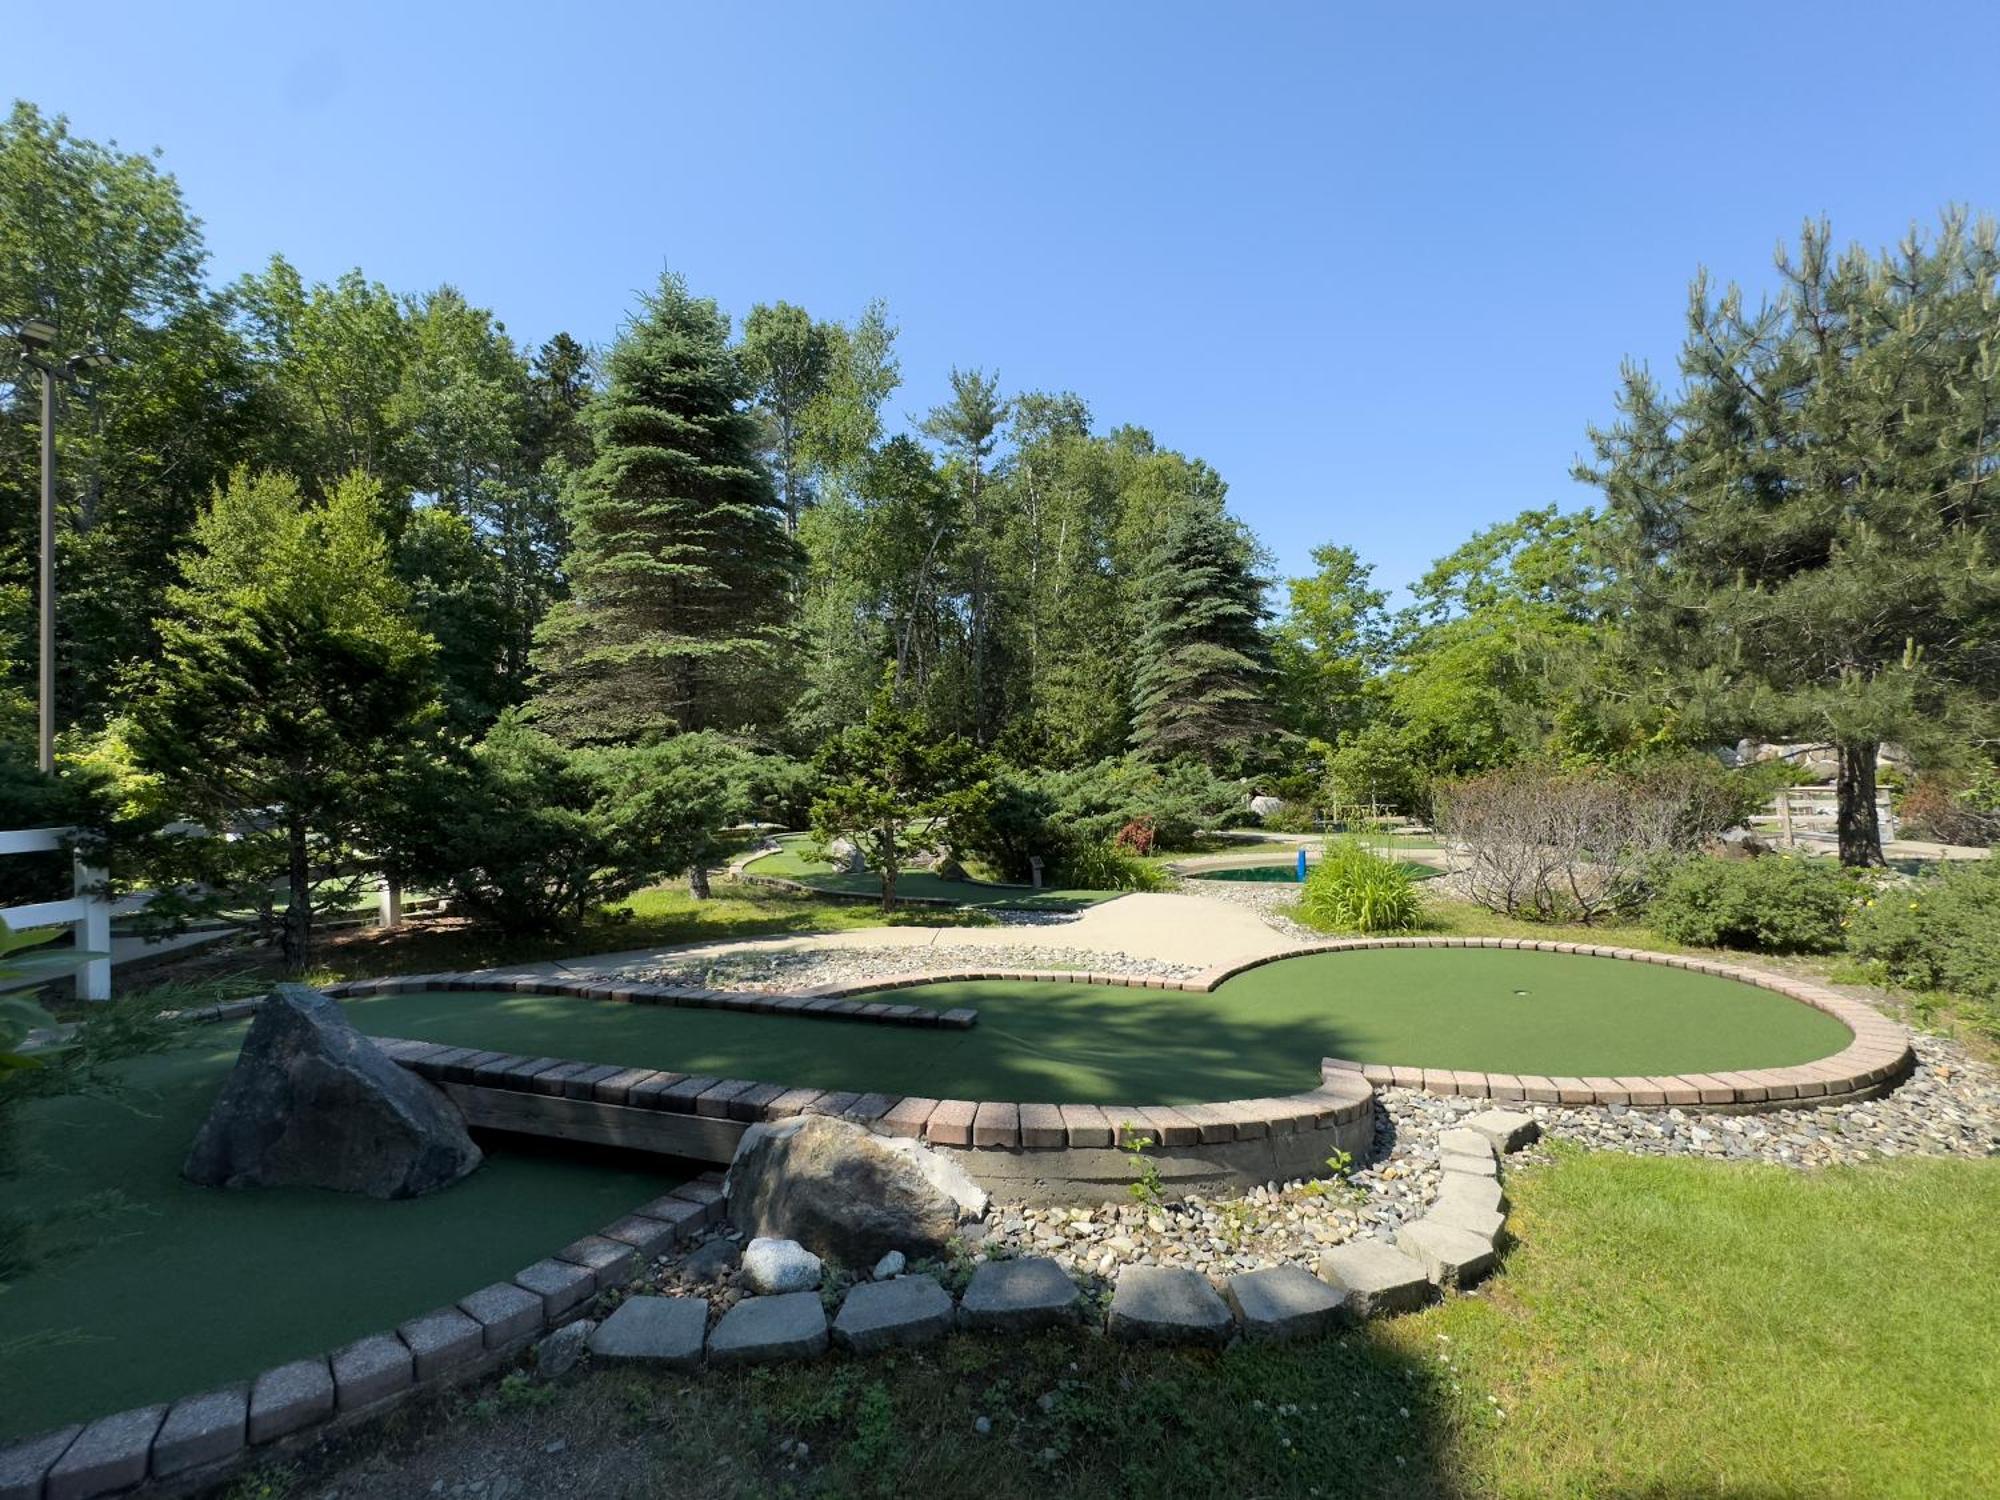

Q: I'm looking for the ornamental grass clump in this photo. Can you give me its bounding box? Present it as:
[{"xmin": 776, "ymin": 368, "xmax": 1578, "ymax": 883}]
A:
[{"xmin": 1297, "ymin": 837, "xmax": 1421, "ymax": 933}]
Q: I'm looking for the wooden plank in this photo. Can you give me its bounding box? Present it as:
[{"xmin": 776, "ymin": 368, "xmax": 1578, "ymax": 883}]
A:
[{"xmin": 442, "ymin": 1082, "xmax": 745, "ymax": 1163}]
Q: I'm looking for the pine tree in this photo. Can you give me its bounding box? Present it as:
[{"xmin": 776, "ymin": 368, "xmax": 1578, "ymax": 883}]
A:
[
  {"xmin": 128, "ymin": 468, "xmax": 440, "ymax": 972},
  {"xmin": 1583, "ymin": 215, "xmax": 2000, "ymax": 864},
  {"xmin": 1128, "ymin": 505, "xmax": 1278, "ymax": 765},
  {"xmin": 530, "ymin": 274, "xmax": 801, "ymax": 743}
]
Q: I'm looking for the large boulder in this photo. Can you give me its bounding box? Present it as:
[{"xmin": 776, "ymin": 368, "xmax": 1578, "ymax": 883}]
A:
[
  {"xmin": 725, "ymin": 1114, "xmax": 987, "ymax": 1265},
  {"xmin": 184, "ymin": 984, "xmax": 482, "ymax": 1199}
]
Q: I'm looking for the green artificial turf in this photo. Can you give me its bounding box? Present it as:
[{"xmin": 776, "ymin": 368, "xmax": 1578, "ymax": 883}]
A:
[
  {"xmin": 1189, "ymin": 860, "xmax": 1441, "ymax": 883},
  {"xmin": 337, "ymin": 948, "xmax": 1853, "ymax": 1108},
  {"xmin": 0, "ymin": 1033, "xmax": 680, "ymax": 1441}
]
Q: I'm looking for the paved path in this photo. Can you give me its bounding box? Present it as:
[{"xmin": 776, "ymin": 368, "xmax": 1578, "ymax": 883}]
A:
[{"xmin": 478, "ymin": 891, "xmax": 1297, "ymax": 983}]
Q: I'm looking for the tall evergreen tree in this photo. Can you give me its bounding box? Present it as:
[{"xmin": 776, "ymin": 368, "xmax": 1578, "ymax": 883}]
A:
[
  {"xmin": 1128, "ymin": 506, "xmax": 1277, "ymax": 765},
  {"xmin": 1583, "ymin": 215, "xmax": 2000, "ymax": 864},
  {"xmin": 128, "ymin": 469, "xmax": 440, "ymax": 972},
  {"xmin": 530, "ymin": 275, "xmax": 801, "ymax": 744}
]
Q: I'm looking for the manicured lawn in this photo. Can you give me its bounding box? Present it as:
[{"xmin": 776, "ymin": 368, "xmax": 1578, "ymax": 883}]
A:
[
  {"xmin": 743, "ymin": 837, "xmax": 1116, "ymax": 910},
  {"xmin": 0, "ymin": 1032, "xmax": 681, "ymax": 1441},
  {"xmin": 281, "ymin": 1152, "xmax": 2000, "ymax": 1499},
  {"xmin": 338, "ymin": 947, "xmax": 1851, "ymax": 1104}
]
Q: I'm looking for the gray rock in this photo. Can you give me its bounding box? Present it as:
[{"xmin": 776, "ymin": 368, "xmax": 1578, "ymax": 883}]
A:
[
  {"xmin": 44, "ymin": 1405, "xmax": 164, "ymax": 1500},
  {"xmin": 957, "ymin": 1256, "xmax": 1080, "ymax": 1332},
  {"xmin": 1396, "ymin": 1218, "xmax": 1497, "ymax": 1288},
  {"xmin": 726, "ymin": 1113, "xmax": 987, "ymax": 1265},
  {"xmin": 872, "ymin": 1250, "xmax": 906, "ymax": 1280},
  {"xmin": 708, "ymin": 1292, "xmax": 829, "ymax": 1366},
  {"xmin": 247, "ymin": 1357, "xmax": 334, "ymax": 1443},
  {"xmin": 832, "ymin": 1275, "xmax": 954, "ymax": 1353},
  {"xmin": 1317, "ymin": 1239, "xmax": 1433, "ymax": 1318},
  {"xmin": 182, "ymin": 984, "xmax": 481, "ymax": 1199},
  {"xmin": 588, "ymin": 1296, "xmax": 707, "ymax": 1368},
  {"xmin": 682, "ymin": 1237, "xmax": 743, "ymax": 1280},
  {"xmin": 1224, "ymin": 1265, "xmax": 1348, "ymax": 1343},
  {"xmin": 1107, "ymin": 1266, "xmax": 1235, "ymax": 1346},
  {"xmin": 742, "ymin": 1236, "xmax": 823, "ymax": 1294},
  {"xmin": 151, "ymin": 1387, "xmax": 246, "ymax": 1478},
  {"xmin": 534, "ymin": 1319, "xmax": 595, "ymax": 1378},
  {"xmin": 1462, "ymin": 1108, "xmax": 1541, "ymax": 1153}
]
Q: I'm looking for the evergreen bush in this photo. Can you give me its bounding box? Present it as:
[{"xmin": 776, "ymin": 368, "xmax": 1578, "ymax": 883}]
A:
[{"xmin": 1647, "ymin": 855, "xmax": 1852, "ymax": 952}]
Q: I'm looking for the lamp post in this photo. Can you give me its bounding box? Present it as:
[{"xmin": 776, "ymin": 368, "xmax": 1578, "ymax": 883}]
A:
[{"xmin": 11, "ymin": 320, "xmax": 112, "ymax": 774}]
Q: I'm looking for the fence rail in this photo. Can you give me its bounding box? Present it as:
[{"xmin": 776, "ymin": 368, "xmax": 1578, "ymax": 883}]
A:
[{"xmin": 0, "ymin": 824, "xmax": 110, "ymax": 1000}]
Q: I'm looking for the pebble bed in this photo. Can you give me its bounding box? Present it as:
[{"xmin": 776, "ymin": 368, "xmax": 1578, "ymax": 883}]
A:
[{"xmin": 625, "ymin": 942, "xmax": 1206, "ymax": 991}]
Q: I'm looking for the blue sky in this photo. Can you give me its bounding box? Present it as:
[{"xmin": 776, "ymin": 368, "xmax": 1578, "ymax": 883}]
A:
[{"xmin": 10, "ymin": 1, "xmax": 2000, "ymax": 595}]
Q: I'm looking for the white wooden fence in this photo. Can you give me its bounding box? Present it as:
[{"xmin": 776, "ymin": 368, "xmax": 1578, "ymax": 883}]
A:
[{"xmin": 0, "ymin": 824, "xmax": 110, "ymax": 1000}]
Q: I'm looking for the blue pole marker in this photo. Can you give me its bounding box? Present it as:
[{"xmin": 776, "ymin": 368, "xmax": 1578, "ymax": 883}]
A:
[{"xmin": 1296, "ymin": 847, "xmax": 1308, "ymax": 882}]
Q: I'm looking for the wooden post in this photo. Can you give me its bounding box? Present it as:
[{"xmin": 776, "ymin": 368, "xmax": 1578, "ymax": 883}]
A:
[
  {"xmin": 72, "ymin": 850, "xmax": 111, "ymax": 1002},
  {"xmin": 378, "ymin": 876, "xmax": 404, "ymax": 930},
  {"xmin": 1777, "ymin": 787, "xmax": 1794, "ymax": 849}
]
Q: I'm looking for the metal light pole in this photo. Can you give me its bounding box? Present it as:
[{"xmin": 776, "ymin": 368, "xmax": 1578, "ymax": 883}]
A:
[{"xmin": 11, "ymin": 320, "xmax": 112, "ymax": 774}]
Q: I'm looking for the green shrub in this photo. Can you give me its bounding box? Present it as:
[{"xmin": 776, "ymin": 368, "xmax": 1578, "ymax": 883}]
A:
[
  {"xmin": 1056, "ymin": 840, "xmax": 1168, "ymax": 893},
  {"xmin": 1296, "ymin": 838, "xmax": 1421, "ymax": 933},
  {"xmin": 1647, "ymin": 856, "xmax": 1852, "ymax": 953},
  {"xmin": 1846, "ymin": 858, "xmax": 2000, "ymax": 1004}
]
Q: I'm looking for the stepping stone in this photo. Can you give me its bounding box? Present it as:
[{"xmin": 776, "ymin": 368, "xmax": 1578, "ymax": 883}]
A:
[
  {"xmin": 1317, "ymin": 1239, "xmax": 1433, "ymax": 1318},
  {"xmin": 1436, "ymin": 1127, "xmax": 1496, "ymax": 1159},
  {"xmin": 1424, "ymin": 1194, "xmax": 1506, "ymax": 1245},
  {"xmin": 1439, "ymin": 1152, "xmax": 1499, "ymax": 1179},
  {"xmin": 45, "ymin": 1404, "xmax": 164, "ymax": 1500},
  {"xmin": 1434, "ymin": 1174, "xmax": 1506, "ymax": 1217},
  {"xmin": 589, "ymin": 1296, "xmax": 707, "ymax": 1369},
  {"xmin": 1396, "ymin": 1218, "xmax": 1498, "ymax": 1288},
  {"xmin": 1224, "ymin": 1265, "xmax": 1348, "ymax": 1343},
  {"xmin": 708, "ymin": 1291, "xmax": 829, "ymax": 1366},
  {"xmin": 152, "ymin": 1387, "xmax": 247, "ymax": 1479},
  {"xmin": 1463, "ymin": 1108, "xmax": 1540, "ymax": 1153},
  {"xmin": 957, "ymin": 1257, "xmax": 1080, "ymax": 1332},
  {"xmin": 833, "ymin": 1275, "xmax": 955, "ymax": 1354},
  {"xmin": 1107, "ymin": 1266, "xmax": 1235, "ymax": 1347}
]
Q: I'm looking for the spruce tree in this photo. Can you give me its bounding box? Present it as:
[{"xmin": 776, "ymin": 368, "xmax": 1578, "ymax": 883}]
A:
[
  {"xmin": 1128, "ymin": 505, "xmax": 1278, "ymax": 765},
  {"xmin": 530, "ymin": 275, "xmax": 800, "ymax": 743},
  {"xmin": 1583, "ymin": 215, "xmax": 2000, "ymax": 864},
  {"xmin": 129, "ymin": 468, "xmax": 440, "ymax": 972}
]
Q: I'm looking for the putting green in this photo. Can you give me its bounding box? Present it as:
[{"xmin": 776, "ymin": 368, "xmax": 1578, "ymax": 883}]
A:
[
  {"xmin": 1, "ymin": 1035, "xmax": 679, "ymax": 1441},
  {"xmin": 338, "ymin": 948, "xmax": 1852, "ymax": 1109},
  {"xmin": 1189, "ymin": 860, "xmax": 1441, "ymax": 883},
  {"xmin": 743, "ymin": 837, "xmax": 1117, "ymax": 909}
]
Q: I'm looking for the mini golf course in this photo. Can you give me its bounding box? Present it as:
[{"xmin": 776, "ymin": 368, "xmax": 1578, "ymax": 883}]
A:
[
  {"xmin": 1, "ymin": 947, "xmax": 1859, "ymax": 1441},
  {"xmin": 334, "ymin": 948, "xmax": 1854, "ymax": 1105},
  {"xmin": 1, "ymin": 1032, "xmax": 679, "ymax": 1441}
]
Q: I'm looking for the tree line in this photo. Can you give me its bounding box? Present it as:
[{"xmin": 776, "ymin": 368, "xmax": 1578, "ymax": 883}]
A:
[{"xmin": 5, "ymin": 99, "xmax": 1999, "ymax": 966}]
